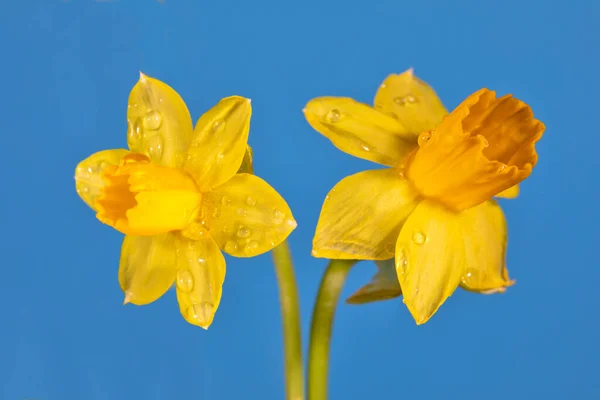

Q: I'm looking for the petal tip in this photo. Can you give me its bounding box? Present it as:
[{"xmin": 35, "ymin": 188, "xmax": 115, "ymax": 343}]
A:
[
  {"xmin": 122, "ymin": 291, "xmax": 133, "ymax": 305},
  {"xmin": 139, "ymin": 71, "xmax": 148, "ymax": 82}
]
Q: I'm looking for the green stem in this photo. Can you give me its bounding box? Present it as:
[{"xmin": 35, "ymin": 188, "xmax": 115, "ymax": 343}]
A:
[
  {"xmin": 307, "ymin": 259, "xmax": 357, "ymax": 400},
  {"xmin": 271, "ymin": 241, "xmax": 305, "ymax": 400}
]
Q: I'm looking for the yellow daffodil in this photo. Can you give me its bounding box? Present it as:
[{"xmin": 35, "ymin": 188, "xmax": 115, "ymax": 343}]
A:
[
  {"xmin": 75, "ymin": 73, "xmax": 296, "ymax": 329},
  {"xmin": 304, "ymin": 69, "xmax": 544, "ymax": 324}
]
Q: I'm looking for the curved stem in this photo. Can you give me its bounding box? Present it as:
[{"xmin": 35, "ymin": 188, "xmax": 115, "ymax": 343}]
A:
[
  {"xmin": 271, "ymin": 241, "xmax": 305, "ymax": 400},
  {"xmin": 307, "ymin": 259, "xmax": 357, "ymax": 400}
]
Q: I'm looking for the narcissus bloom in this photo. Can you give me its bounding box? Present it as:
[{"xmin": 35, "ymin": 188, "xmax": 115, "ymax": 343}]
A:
[
  {"xmin": 75, "ymin": 73, "xmax": 296, "ymax": 328},
  {"xmin": 304, "ymin": 70, "xmax": 544, "ymax": 324}
]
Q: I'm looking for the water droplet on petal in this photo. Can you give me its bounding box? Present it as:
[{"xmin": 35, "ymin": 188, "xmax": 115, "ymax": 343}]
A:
[
  {"xmin": 146, "ymin": 135, "xmax": 164, "ymax": 161},
  {"xmin": 216, "ymin": 151, "xmax": 225, "ymax": 162},
  {"xmin": 224, "ymin": 241, "xmax": 238, "ymax": 253},
  {"xmin": 361, "ymin": 143, "xmax": 371, "ymax": 151},
  {"xmin": 246, "ymin": 240, "xmax": 259, "ymax": 253},
  {"xmin": 237, "ymin": 225, "xmax": 251, "ymax": 238},
  {"xmin": 176, "ymin": 269, "xmax": 194, "ymax": 292},
  {"xmin": 418, "ymin": 131, "xmax": 431, "ymax": 147},
  {"xmin": 397, "ymin": 248, "xmax": 408, "ymax": 274},
  {"xmin": 326, "ymin": 109, "xmax": 340, "ymax": 123},
  {"xmin": 187, "ymin": 302, "xmax": 214, "ymax": 324},
  {"xmin": 221, "ymin": 195, "xmax": 231, "ymax": 206},
  {"xmin": 246, "ymin": 196, "xmax": 256, "ymax": 206},
  {"xmin": 463, "ymin": 267, "xmax": 484, "ymax": 286},
  {"xmin": 190, "ymin": 140, "xmax": 200, "ymax": 148},
  {"xmin": 212, "ymin": 207, "xmax": 222, "ymax": 218},
  {"xmin": 143, "ymin": 110, "xmax": 163, "ymax": 131},
  {"xmin": 412, "ymin": 231, "xmax": 426, "ymax": 245},
  {"xmin": 273, "ymin": 209, "xmax": 285, "ymax": 225},
  {"xmin": 213, "ymin": 120, "xmax": 225, "ymax": 132},
  {"xmin": 236, "ymin": 208, "xmax": 247, "ymax": 217},
  {"xmin": 394, "ymin": 95, "xmax": 417, "ymax": 105},
  {"xmin": 128, "ymin": 118, "xmax": 144, "ymax": 145}
]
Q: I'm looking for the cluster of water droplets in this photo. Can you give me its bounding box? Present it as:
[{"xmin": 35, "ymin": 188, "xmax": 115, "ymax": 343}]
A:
[
  {"xmin": 127, "ymin": 104, "xmax": 165, "ymax": 162},
  {"xmin": 213, "ymin": 193, "xmax": 292, "ymax": 255},
  {"xmin": 174, "ymin": 250, "xmax": 215, "ymax": 325}
]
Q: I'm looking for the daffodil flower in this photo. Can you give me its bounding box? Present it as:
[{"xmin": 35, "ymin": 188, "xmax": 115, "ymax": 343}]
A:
[
  {"xmin": 75, "ymin": 73, "xmax": 296, "ymax": 329},
  {"xmin": 304, "ymin": 70, "xmax": 544, "ymax": 324}
]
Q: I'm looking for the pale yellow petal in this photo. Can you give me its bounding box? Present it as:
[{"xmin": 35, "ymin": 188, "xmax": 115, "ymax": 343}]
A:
[
  {"xmin": 346, "ymin": 259, "xmax": 402, "ymax": 304},
  {"xmin": 184, "ymin": 96, "xmax": 252, "ymax": 191},
  {"xmin": 237, "ymin": 145, "xmax": 254, "ymax": 174},
  {"xmin": 119, "ymin": 234, "xmax": 177, "ymax": 306},
  {"xmin": 127, "ymin": 73, "xmax": 193, "ymax": 167},
  {"xmin": 175, "ymin": 233, "xmax": 226, "ymax": 329},
  {"xmin": 374, "ymin": 69, "xmax": 448, "ymax": 134},
  {"xmin": 313, "ymin": 169, "xmax": 419, "ymax": 260},
  {"xmin": 74, "ymin": 149, "xmax": 130, "ymax": 211},
  {"xmin": 303, "ymin": 97, "xmax": 416, "ymax": 166},
  {"xmin": 200, "ymin": 173, "xmax": 296, "ymax": 257},
  {"xmin": 395, "ymin": 200, "xmax": 465, "ymax": 324},
  {"xmin": 459, "ymin": 200, "xmax": 515, "ymax": 294},
  {"xmin": 496, "ymin": 184, "xmax": 520, "ymax": 199}
]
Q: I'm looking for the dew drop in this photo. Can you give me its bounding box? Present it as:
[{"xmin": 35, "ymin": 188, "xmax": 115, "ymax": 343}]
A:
[
  {"xmin": 221, "ymin": 195, "xmax": 231, "ymax": 206},
  {"xmin": 224, "ymin": 241, "xmax": 238, "ymax": 252},
  {"xmin": 361, "ymin": 143, "xmax": 371, "ymax": 151},
  {"xmin": 246, "ymin": 196, "xmax": 257, "ymax": 206},
  {"xmin": 246, "ymin": 240, "xmax": 259, "ymax": 253},
  {"xmin": 273, "ymin": 209, "xmax": 285, "ymax": 225},
  {"xmin": 397, "ymin": 248, "xmax": 408, "ymax": 274},
  {"xmin": 146, "ymin": 135, "xmax": 164, "ymax": 161},
  {"xmin": 176, "ymin": 269, "xmax": 194, "ymax": 292},
  {"xmin": 187, "ymin": 302, "xmax": 214, "ymax": 323},
  {"xmin": 412, "ymin": 231, "xmax": 426, "ymax": 245},
  {"xmin": 212, "ymin": 207, "xmax": 222, "ymax": 218},
  {"xmin": 418, "ymin": 131, "xmax": 432, "ymax": 147},
  {"xmin": 237, "ymin": 225, "xmax": 251, "ymax": 238},
  {"xmin": 236, "ymin": 208, "xmax": 247, "ymax": 217},
  {"xmin": 326, "ymin": 109, "xmax": 340, "ymax": 123},
  {"xmin": 128, "ymin": 118, "xmax": 144, "ymax": 144},
  {"xmin": 216, "ymin": 151, "xmax": 225, "ymax": 162},
  {"xmin": 143, "ymin": 110, "xmax": 163, "ymax": 131},
  {"xmin": 394, "ymin": 95, "xmax": 417, "ymax": 105},
  {"xmin": 212, "ymin": 120, "xmax": 225, "ymax": 132},
  {"xmin": 462, "ymin": 268, "xmax": 484, "ymax": 286},
  {"xmin": 190, "ymin": 140, "xmax": 200, "ymax": 148}
]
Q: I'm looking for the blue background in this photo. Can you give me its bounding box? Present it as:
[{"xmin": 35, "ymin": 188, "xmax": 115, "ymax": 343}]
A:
[{"xmin": 1, "ymin": 0, "xmax": 598, "ymax": 399}]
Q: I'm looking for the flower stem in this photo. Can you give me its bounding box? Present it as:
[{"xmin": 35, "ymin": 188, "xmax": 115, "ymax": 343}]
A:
[
  {"xmin": 307, "ymin": 259, "xmax": 357, "ymax": 400},
  {"xmin": 271, "ymin": 240, "xmax": 305, "ymax": 400}
]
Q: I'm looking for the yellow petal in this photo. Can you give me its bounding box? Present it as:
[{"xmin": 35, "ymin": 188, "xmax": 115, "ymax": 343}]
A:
[
  {"xmin": 127, "ymin": 73, "xmax": 194, "ymax": 167},
  {"xmin": 346, "ymin": 259, "xmax": 402, "ymax": 304},
  {"xmin": 459, "ymin": 200, "xmax": 515, "ymax": 294},
  {"xmin": 496, "ymin": 184, "xmax": 520, "ymax": 199},
  {"xmin": 119, "ymin": 234, "xmax": 177, "ymax": 306},
  {"xmin": 184, "ymin": 96, "xmax": 252, "ymax": 192},
  {"xmin": 237, "ymin": 145, "xmax": 254, "ymax": 174},
  {"xmin": 200, "ymin": 173, "xmax": 296, "ymax": 257},
  {"xmin": 175, "ymin": 233, "xmax": 226, "ymax": 329},
  {"xmin": 313, "ymin": 168, "xmax": 419, "ymax": 260},
  {"xmin": 303, "ymin": 97, "xmax": 416, "ymax": 167},
  {"xmin": 395, "ymin": 200, "xmax": 465, "ymax": 324},
  {"xmin": 374, "ymin": 69, "xmax": 448, "ymax": 134},
  {"xmin": 74, "ymin": 149, "xmax": 130, "ymax": 211}
]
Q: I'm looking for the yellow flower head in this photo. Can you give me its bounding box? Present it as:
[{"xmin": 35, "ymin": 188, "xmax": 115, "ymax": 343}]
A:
[
  {"xmin": 75, "ymin": 73, "xmax": 296, "ymax": 329},
  {"xmin": 304, "ymin": 70, "xmax": 544, "ymax": 324}
]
